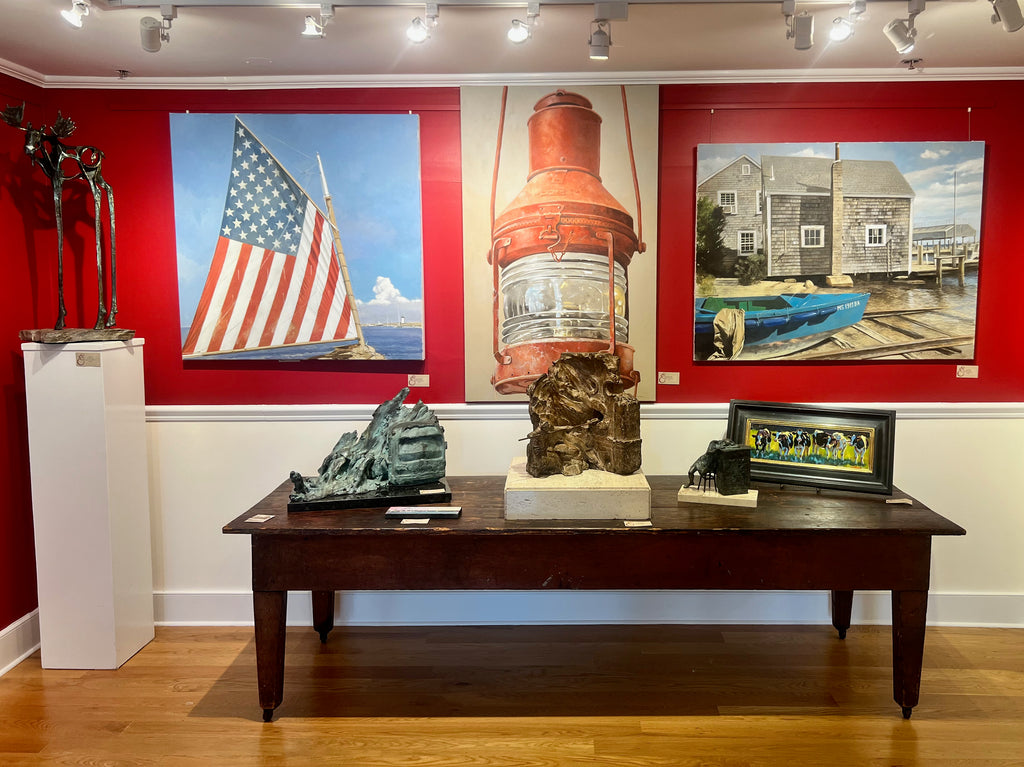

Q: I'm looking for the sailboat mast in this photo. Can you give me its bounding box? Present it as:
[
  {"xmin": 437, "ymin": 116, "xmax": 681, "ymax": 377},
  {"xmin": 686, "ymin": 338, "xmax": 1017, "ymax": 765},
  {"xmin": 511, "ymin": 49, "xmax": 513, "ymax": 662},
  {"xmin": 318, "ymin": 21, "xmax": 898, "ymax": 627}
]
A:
[{"xmin": 318, "ymin": 153, "xmax": 366, "ymax": 346}]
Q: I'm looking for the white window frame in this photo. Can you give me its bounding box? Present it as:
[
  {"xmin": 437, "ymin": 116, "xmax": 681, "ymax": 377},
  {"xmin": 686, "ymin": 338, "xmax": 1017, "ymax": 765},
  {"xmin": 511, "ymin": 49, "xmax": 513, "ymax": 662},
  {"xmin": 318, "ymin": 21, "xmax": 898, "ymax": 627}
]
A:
[
  {"xmin": 756, "ymin": 190, "xmax": 763, "ymax": 215},
  {"xmin": 717, "ymin": 190, "xmax": 737, "ymax": 215},
  {"xmin": 741, "ymin": 164, "xmax": 751, "ymax": 176},
  {"xmin": 801, "ymin": 225, "xmax": 825, "ymax": 248},
  {"xmin": 866, "ymin": 224, "xmax": 888, "ymax": 247},
  {"xmin": 738, "ymin": 230, "xmax": 756, "ymax": 255}
]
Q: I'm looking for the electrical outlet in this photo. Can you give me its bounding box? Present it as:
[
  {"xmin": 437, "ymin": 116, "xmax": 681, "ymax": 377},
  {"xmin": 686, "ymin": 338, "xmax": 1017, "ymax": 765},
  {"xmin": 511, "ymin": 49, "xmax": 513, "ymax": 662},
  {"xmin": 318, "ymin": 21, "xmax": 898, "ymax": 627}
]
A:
[
  {"xmin": 955, "ymin": 365, "xmax": 978, "ymax": 379},
  {"xmin": 407, "ymin": 374, "xmax": 430, "ymax": 387},
  {"xmin": 657, "ymin": 371, "xmax": 680, "ymax": 385}
]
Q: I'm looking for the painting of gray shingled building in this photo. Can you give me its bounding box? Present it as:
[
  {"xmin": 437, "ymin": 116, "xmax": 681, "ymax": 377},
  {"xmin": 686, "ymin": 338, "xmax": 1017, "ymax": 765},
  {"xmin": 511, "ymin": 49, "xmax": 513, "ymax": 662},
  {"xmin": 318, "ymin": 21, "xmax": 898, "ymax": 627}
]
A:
[{"xmin": 695, "ymin": 141, "xmax": 984, "ymax": 362}]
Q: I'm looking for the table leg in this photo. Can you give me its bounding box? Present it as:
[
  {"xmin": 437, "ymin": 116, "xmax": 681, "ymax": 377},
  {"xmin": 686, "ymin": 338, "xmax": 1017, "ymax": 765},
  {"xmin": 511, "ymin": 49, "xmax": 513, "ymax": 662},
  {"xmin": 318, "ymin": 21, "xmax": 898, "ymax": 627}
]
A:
[
  {"xmin": 312, "ymin": 590, "xmax": 335, "ymax": 643},
  {"xmin": 892, "ymin": 589, "xmax": 928, "ymax": 719},
  {"xmin": 253, "ymin": 590, "xmax": 287, "ymax": 722},
  {"xmin": 831, "ymin": 590, "xmax": 853, "ymax": 639}
]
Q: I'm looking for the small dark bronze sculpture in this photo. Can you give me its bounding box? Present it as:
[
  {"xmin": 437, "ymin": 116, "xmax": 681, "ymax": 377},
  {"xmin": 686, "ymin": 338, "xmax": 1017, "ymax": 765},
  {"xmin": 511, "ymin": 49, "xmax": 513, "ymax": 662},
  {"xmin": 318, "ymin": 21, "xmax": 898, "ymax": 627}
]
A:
[
  {"xmin": 525, "ymin": 352, "xmax": 641, "ymax": 478},
  {"xmin": 288, "ymin": 388, "xmax": 447, "ymax": 510},
  {"xmin": 686, "ymin": 439, "xmax": 751, "ymax": 496},
  {"xmin": 3, "ymin": 103, "xmax": 118, "ymax": 331}
]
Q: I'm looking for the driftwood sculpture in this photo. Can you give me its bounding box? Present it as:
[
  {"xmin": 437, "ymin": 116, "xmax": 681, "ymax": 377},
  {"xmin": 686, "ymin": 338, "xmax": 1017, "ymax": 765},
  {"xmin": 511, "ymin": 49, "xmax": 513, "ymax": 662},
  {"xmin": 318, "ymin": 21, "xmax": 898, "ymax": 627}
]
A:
[
  {"xmin": 525, "ymin": 352, "xmax": 641, "ymax": 478},
  {"xmin": 3, "ymin": 103, "xmax": 118, "ymax": 330}
]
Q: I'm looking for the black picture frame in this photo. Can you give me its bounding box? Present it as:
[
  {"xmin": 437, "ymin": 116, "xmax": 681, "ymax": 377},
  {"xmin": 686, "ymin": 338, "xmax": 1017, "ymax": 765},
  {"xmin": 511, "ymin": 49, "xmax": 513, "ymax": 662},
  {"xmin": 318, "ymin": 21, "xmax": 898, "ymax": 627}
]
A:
[{"xmin": 726, "ymin": 400, "xmax": 896, "ymax": 495}]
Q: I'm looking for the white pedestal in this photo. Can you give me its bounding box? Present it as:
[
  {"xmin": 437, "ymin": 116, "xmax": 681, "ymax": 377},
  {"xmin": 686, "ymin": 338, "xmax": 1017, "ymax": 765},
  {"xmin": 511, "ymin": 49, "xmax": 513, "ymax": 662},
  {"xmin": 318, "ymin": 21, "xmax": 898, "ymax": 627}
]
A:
[
  {"xmin": 22, "ymin": 339, "xmax": 154, "ymax": 669},
  {"xmin": 504, "ymin": 457, "xmax": 650, "ymax": 520},
  {"xmin": 677, "ymin": 485, "xmax": 759, "ymax": 508}
]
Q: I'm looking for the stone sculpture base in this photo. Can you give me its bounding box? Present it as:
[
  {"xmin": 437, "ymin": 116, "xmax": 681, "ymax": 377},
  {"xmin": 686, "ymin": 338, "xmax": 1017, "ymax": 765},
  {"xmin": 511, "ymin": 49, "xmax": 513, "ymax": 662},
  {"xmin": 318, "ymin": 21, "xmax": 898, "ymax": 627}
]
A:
[
  {"xmin": 677, "ymin": 485, "xmax": 759, "ymax": 508},
  {"xmin": 287, "ymin": 478, "xmax": 451, "ymax": 512},
  {"xmin": 20, "ymin": 328, "xmax": 136, "ymax": 343},
  {"xmin": 504, "ymin": 457, "xmax": 650, "ymax": 520}
]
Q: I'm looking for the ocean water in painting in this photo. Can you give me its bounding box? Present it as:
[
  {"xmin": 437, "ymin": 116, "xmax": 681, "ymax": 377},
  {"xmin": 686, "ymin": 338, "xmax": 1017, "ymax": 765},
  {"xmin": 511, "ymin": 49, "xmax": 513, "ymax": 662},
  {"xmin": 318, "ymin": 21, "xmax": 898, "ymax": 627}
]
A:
[{"xmin": 179, "ymin": 324, "xmax": 423, "ymax": 361}]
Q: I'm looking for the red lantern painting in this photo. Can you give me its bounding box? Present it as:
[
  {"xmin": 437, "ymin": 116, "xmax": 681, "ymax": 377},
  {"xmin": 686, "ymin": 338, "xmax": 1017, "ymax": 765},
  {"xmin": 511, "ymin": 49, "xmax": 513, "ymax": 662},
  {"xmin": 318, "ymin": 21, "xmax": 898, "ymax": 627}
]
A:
[{"xmin": 462, "ymin": 86, "xmax": 659, "ymax": 402}]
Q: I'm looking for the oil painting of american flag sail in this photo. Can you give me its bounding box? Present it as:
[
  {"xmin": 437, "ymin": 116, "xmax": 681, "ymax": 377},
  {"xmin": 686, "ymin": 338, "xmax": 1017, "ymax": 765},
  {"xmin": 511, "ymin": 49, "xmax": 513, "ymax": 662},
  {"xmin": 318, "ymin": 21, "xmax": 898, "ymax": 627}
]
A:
[{"xmin": 170, "ymin": 113, "xmax": 424, "ymax": 361}]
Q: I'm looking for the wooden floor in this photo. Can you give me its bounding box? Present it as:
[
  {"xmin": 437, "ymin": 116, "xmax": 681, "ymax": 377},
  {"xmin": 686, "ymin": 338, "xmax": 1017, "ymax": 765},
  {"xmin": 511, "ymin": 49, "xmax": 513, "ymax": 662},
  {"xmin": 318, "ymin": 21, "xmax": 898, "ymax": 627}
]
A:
[{"xmin": 1, "ymin": 624, "xmax": 1022, "ymax": 765}]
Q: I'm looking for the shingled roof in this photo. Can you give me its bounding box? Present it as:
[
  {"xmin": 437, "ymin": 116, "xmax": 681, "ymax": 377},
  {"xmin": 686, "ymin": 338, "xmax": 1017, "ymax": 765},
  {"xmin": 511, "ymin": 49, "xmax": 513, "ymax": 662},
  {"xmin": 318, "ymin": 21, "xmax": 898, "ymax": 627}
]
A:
[{"xmin": 761, "ymin": 155, "xmax": 915, "ymax": 198}]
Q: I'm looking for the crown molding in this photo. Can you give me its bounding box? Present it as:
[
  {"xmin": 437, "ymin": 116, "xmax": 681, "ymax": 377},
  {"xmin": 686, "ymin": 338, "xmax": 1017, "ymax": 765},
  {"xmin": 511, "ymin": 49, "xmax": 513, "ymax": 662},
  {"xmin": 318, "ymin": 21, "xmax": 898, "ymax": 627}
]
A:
[{"xmin": 3, "ymin": 59, "xmax": 1023, "ymax": 91}]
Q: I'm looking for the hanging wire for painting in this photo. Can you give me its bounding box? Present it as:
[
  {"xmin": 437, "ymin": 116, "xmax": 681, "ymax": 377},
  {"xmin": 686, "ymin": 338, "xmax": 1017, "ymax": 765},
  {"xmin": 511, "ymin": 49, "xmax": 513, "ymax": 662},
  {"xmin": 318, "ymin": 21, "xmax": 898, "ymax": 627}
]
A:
[
  {"xmin": 967, "ymin": 107, "xmax": 972, "ymax": 141},
  {"xmin": 709, "ymin": 108, "xmax": 714, "ymax": 143}
]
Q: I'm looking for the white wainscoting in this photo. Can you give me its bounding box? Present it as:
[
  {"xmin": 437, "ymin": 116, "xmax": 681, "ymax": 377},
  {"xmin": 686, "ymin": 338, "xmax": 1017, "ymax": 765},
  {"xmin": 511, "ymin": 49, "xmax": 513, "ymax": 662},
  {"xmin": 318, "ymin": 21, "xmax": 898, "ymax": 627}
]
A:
[{"xmin": 143, "ymin": 402, "xmax": 1024, "ymax": 629}]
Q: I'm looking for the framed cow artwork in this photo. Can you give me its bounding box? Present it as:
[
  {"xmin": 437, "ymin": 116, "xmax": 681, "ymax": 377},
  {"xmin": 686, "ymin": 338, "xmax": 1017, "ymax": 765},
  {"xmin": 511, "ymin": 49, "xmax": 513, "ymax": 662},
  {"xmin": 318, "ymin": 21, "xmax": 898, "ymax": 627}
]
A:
[{"xmin": 726, "ymin": 400, "xmax": 895, "ymax": 495}]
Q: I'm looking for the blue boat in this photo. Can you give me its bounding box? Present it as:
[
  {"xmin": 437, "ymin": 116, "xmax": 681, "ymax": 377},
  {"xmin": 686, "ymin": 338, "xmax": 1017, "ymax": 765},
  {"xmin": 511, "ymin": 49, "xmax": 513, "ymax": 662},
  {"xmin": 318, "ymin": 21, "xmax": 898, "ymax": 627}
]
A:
[{"xmin": 695, "ymin": 292, "xmax": 870, "ymax": 360}]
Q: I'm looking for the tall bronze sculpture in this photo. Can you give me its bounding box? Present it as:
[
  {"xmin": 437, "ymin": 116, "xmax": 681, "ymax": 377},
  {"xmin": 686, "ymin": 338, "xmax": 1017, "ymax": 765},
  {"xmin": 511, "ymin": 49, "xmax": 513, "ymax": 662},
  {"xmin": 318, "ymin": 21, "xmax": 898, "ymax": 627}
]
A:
[{"xmin": 3, "ymin": 103, "xmax": 119, "ymax": 331}]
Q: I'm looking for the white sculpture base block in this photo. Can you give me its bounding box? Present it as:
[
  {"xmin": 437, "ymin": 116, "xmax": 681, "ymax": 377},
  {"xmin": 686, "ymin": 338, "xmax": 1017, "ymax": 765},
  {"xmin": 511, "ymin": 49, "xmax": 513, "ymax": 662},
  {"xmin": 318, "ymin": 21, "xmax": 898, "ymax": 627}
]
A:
[
  {"xmin": 504, "ymin": 457, "xmax": 650, "ymax": 520},
  {"xmin": 677, "ymin": 485, "xmax": 759, "ymax": 508},
  {"xmin": 22, "ymin": 339, "xmax": 154, "ymax": 669}
]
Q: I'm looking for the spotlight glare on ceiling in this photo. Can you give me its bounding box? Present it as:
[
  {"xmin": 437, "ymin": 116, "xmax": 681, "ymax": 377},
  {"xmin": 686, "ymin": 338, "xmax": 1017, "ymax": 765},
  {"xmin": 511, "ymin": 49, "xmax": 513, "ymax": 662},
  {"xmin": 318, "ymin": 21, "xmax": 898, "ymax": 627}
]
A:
[
  {"xmin": 507, "ymin": 19, "xmax": 529, "ymax": 43},
  {"xmin": 508, "ymin": 2, "xmax": 539, "ymax": 44},
  {"xmin": 829, "ymin": 17, "xmax": 854, "ymax": 41},
  {"xmin": 61, "ymin": 0, "xmax": 90, "ymax": 29},
  {"xmin": 407, "ymin": 3, "xmax": 438, "ymax": 43}
]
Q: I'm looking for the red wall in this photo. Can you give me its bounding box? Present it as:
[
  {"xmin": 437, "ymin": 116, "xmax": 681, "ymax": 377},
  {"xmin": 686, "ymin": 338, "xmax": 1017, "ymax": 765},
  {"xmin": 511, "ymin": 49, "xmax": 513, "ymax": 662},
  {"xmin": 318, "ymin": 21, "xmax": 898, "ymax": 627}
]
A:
[{"xmin": 2, "ymin": 76, "xmax": 1023, "ymax": 631}]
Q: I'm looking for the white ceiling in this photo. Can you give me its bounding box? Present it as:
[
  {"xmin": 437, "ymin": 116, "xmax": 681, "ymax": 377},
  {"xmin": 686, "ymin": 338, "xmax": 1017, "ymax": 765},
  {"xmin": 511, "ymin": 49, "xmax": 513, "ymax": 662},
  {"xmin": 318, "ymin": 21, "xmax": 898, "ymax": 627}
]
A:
[{"xmin": 1, "ymin": 0, "xmax": 1021, "ymax": 88}]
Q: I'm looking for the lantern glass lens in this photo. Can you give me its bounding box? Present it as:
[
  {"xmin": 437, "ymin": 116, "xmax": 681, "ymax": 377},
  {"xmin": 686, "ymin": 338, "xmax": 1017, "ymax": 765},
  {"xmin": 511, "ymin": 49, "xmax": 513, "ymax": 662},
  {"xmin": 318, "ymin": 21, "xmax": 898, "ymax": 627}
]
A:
[{"xmin": 499, "ymin": 252, "xmax": 628, "ymax": 346}]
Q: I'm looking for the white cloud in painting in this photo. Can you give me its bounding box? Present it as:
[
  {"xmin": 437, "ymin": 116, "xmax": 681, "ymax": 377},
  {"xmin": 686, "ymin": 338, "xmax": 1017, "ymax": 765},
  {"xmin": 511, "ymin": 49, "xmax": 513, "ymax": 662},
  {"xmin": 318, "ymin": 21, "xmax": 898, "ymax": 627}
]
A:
[
  {"xmin": 356, "ymin": 276, "xmax": 424, "ymax": 324},
  {"xmin": 920, "ymin": 148, "xmax": 952, "ymax": 160}
]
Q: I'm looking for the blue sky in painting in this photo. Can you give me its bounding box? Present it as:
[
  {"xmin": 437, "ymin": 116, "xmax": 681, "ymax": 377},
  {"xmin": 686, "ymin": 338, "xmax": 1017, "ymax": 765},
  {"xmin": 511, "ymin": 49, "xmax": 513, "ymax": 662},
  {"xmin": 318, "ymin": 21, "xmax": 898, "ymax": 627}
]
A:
[
  {"xmin": 698, "ymin": 141, "xmax": 985, "ymax": 234},
  {"xmin": 169, "ymin": 113, "xmax": 424, "ymax": 328}
]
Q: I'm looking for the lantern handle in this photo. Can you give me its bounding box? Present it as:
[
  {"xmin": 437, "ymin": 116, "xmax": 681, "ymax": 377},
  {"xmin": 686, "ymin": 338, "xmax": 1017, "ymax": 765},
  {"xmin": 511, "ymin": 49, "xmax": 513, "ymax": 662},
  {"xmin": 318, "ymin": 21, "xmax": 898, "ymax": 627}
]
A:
[
  {"xmin": 620, "ymin": 85, "xmax": 645, "ymax": 254},
  {"xmin": 489, "ymin": 86, "xmax": 508, "ymax": 251}
]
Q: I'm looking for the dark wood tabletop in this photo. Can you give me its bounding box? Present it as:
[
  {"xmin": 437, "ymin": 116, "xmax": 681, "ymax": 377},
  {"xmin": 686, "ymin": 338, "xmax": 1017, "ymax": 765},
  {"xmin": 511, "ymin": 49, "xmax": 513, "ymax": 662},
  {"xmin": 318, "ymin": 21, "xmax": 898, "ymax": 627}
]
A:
[{"xmin": 224, "ymin": 475, "xmax": 967, "ymax": 537}]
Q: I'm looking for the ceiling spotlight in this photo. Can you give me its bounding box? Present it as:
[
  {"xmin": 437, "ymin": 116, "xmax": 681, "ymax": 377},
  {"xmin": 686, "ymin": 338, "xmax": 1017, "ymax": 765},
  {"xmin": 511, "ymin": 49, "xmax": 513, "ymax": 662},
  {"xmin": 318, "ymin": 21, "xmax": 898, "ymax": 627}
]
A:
[
  {"xmin": 829, "ymin": 0, "xmax": 865, "ymax": 42},
  {"xmin": 302, "ymin": 16, "xmax": 323, "ymax": 37},
  {"xmin": 407, "ymin": 2, "xmax": 438, "ymax": 43},
  {"xmin": 302, "ymin": 4, "xmax": 332, "ymax": 38},
  {"xmin": 508, "ymin": 1, "xmax": 540, "ymax": 43},
  {"xmin": 61, "ymin": 0, "xmax": 90, "ymax": 29},
  {"xmin": 140, "ymin": 4, "xmax": 176, "ymax": 53},
  {"xmin": 588, "ymin": 19, "xmax": 611, "ymax": 60},
  {"xmin": 884, "ymin": 0, "xmax": 925, "ymax": 55},
  {"xmin": 507, "ymin": 19, "xmax": 530, "ymax": 43},
  {"xmin": 989, "ymin": 0, "xmax": 1024, "ymax": 32},
  {"xmin": 782, "ymin": 1, "xmax": 814, "ymax": 50},
  {"xmin": 829, "ymin": 17, "xmax": 854, "ymax": 41}
]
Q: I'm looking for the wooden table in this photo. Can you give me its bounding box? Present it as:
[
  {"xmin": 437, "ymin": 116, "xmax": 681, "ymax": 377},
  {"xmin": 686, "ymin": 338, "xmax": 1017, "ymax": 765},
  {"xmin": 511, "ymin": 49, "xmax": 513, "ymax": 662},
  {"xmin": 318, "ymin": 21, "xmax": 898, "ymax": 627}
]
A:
[{"xmin": 224, "ymin": 476, "xmax": 965, "ymax": 721}]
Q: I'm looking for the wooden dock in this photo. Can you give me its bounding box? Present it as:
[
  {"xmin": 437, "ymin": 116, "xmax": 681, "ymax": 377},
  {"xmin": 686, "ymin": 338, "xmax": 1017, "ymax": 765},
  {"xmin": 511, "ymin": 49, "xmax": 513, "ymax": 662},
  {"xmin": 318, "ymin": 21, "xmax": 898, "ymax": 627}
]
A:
[{"xmin": 783, "ymin": 307, "xmax": 974, "ymax": 360}]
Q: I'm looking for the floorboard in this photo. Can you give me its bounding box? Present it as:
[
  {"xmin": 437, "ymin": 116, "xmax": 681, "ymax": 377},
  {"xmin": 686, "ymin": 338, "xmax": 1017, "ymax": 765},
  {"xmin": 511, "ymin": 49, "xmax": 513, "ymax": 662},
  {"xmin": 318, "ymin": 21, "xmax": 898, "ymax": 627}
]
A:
[{"xmin": 0, "ymin": 624, "xmax": 1021, "ymax": 765}]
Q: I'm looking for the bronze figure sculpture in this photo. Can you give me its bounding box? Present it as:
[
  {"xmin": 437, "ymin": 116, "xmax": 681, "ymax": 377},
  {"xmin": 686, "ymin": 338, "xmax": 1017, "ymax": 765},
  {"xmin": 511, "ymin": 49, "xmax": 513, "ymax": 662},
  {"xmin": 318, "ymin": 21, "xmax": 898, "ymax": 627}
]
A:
[{"xmin": 3, "ymin": 103, "xmax": 119, "ymax": 331}]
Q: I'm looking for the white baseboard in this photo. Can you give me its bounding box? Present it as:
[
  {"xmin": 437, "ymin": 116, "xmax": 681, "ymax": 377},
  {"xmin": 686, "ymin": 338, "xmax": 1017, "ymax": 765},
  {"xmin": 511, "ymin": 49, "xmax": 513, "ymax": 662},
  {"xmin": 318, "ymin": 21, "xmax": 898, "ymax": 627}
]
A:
[
  {"xmin": 0, "ymin": 610, "xmax": 40, "ymax": 677},
  {"xmin": 154, "ymin": 590, "xmax": 1024, "ymax": 629}
]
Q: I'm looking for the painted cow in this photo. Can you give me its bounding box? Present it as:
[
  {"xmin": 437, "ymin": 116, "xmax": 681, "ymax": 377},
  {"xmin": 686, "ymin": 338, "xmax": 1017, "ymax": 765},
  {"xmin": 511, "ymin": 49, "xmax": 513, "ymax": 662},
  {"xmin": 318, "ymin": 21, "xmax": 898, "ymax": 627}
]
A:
[
  {"xmin": 794, "ymin": 429, "xmax": 812, "ymax": 460},
  {"xmin": 827, "ymin": 432, "xmax": 849, "ymax": 462},
  {"xmin": 774, "ymin": 431, "xmax": 795, "ymax": 459},
  {"xmin": 850, "ymin": 433, "xmax": 869, "ymax": 465}
]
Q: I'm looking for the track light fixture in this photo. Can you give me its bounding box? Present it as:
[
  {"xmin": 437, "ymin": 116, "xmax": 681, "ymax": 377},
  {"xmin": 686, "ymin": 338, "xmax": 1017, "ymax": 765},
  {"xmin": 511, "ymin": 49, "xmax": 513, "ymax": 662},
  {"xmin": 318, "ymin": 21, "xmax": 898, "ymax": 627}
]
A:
[
  {"xmin": 140, "ymin": 4, "xmax": 176, "ymax": 53},
  {"xmin": 829, "ymin": 0, "xmax": 865, "ymax": 42},
  {"xmin": 301, "ymin": 3, "xmax": 333, "ymax": 38},
  {"xmin": 884, "ymin": 0, "xmax": 925, "ymax": 55},
  {"xmin": 588, "ymin": 19, "xmax": 611, "ymax": 60},
  {"xmin": 782, "ymin": 0, "xmax": 813, "ymax": 50},
  {"xmin": 989, "ymin": 0, "xmax": 1024, "ymax": 32},
  {"xmin": 61, "ymin": 0, "xmax": 90, "ymax": 29},
  {"xmin": 407, "ymin": 2, "xmax": 438, "ymax": 44},
  {"xmin": 508, "ymin": 2, "xmax": 539, "ymax": 44}
]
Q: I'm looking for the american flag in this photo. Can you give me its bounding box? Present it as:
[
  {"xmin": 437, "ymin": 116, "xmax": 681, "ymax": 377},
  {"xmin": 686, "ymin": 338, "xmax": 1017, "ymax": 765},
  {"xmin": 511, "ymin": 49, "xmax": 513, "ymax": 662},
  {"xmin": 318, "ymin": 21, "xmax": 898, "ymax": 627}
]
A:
[{"xmin": 182, "ymin": 117, "xmax": 356, "ymax": 357}]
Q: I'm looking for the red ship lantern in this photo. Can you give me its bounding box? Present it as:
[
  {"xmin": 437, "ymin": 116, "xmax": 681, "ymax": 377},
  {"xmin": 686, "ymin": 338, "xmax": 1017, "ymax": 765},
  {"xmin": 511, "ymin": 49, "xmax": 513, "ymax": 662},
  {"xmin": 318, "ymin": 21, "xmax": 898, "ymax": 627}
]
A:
[{"xmin": 488, "ymin": 88, "xmax": 645, "ymax": 395}]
